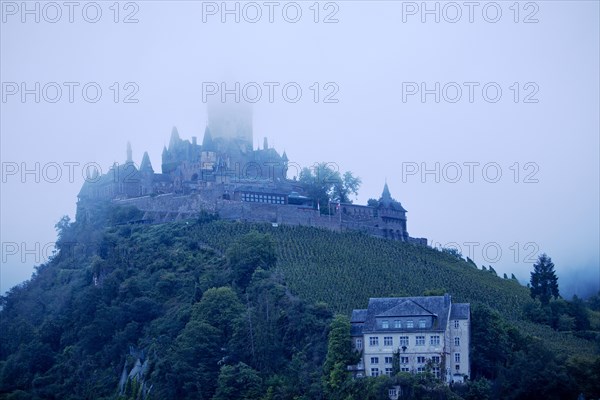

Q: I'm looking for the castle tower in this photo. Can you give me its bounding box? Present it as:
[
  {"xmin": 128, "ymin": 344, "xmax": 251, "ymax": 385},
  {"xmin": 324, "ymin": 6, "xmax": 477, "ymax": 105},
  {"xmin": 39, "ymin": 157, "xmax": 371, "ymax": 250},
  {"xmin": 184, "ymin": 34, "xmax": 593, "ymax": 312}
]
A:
[
  {"xmin": 378, "ymin": 183, "xmax": 408, "ymax": 241},
  {"xmin": 207, "ymin": 100, "xmax": 253, "ymax": 148},
  {"xmin": 202, "ymin": 127, "xmax": 215, "ymax": 152},
  {"xmin": 126, "ymin": 142, "xmax": 133, "ymax": 163},
  {"xmin": 140, "ymin": 151, "xmax": 154, "ymax": 196},
  {"xmin": 381, "ymin": 182, "xmax": 392, "ymax": 205},
  {"xmin": 140, "ymin": 151, "xmax": 154, "ymax": 173},
  {"xmin": 169, "ymin": 127, "xmax": 180, "ymax": 150}
]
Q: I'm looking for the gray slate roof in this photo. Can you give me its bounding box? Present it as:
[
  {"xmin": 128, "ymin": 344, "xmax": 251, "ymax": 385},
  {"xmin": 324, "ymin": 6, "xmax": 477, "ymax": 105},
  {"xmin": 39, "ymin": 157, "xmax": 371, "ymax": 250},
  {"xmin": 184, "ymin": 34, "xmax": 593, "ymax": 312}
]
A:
[
  {"xmin": 449, "ymin": 303, "xmax": 470, "ymax": 320},
  {"xmin": 353, "ymin": 295, "xmax": 460, "ymax": 334},
  {"xmin": 351, "ymin": 309, "xmax": 367, "ymax": 323}
]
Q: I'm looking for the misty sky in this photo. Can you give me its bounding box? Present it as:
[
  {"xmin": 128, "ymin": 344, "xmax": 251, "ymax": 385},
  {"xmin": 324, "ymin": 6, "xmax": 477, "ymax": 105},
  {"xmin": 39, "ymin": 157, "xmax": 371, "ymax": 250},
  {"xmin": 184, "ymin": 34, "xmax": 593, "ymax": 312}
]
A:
[{"xmin": 1, "ymin": 1, "xmax": 599, "ymax": 297}]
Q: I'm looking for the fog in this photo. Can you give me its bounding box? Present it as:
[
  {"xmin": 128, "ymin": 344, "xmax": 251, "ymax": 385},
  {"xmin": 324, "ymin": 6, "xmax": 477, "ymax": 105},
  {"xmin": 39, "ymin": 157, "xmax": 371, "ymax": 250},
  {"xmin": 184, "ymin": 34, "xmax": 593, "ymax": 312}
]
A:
[{"xmin": 1, "ymin": 1, "xmax": 598, "ymax": 298}]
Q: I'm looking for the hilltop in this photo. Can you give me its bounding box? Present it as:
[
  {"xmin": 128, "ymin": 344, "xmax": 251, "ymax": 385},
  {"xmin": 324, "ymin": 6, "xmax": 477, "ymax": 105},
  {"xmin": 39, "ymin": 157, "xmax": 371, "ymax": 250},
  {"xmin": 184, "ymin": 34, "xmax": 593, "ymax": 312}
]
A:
[{"xmin": 1, "ymin": 207, "xmax": 599, "ymax": 399}]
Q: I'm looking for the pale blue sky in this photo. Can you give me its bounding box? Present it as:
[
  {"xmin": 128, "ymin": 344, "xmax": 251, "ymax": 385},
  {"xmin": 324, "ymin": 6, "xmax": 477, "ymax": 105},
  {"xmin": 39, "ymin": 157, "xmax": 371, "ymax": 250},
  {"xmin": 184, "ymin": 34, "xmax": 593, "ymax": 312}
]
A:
[{"xmin": 1, "ymin": 1, "xmax": 599, "ymax": 296}]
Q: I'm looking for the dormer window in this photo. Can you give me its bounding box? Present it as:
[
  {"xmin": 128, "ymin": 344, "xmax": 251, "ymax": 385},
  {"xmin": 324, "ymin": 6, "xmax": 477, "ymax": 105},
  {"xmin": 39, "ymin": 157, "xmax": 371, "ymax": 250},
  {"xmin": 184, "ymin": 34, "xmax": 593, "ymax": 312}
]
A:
[
  {"xmin": 406, "ymin": 320, "xmax": 414, "ymax": 328},
  {"xmin": 418, "ymin": 319, "xmax": 426, "ymax": 328},
  {"xmin": 394, "ymin": 320, "xmax": 401, "ymax": 328},
  {"xmin": 382, "ymin": 320, "xmax": 389, "ymax": 329}
]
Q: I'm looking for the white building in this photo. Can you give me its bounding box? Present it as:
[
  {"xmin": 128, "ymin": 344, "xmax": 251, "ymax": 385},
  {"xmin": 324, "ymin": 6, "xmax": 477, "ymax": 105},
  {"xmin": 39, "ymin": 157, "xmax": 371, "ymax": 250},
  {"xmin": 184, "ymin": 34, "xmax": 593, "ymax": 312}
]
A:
[{"xmin": 350, "ymin": 294, "xmax": 470, "ymax": 383}]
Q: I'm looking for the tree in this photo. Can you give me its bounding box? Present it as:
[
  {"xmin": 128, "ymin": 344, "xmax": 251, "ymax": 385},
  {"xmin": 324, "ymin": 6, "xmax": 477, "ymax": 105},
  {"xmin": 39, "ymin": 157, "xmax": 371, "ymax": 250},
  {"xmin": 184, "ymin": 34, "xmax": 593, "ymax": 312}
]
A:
[
  {"xmin": 212, "ymin": 362, "xmax": 262, "ymax": 400},
  {"xmin": 298, "ymin": 163, "xmax": 361, "ymax": 212},
  {"xmin": 191, "ymin": 287, "xmax": 244, "ymax": 341},
  {"xmin": 323, "ymin": 314, "xmax": 358, "ymax": 399},
  {"xmin": 333, "ymin": 171, "xmax": 362, "ymax": 204},
  {"xmin": 367, "ymin": 198, "xmax": 379, "ymax": 207},
  {"xmin": 441, "ymin": 247, "xmax": 462, "ymax": 260},
  {"xmin": 530, "ymin": 253, "xmax": 560, "ymax": 305},
  {"xmin": 226, "ymin": 232, "xmax": 276, "ymax": 290}
]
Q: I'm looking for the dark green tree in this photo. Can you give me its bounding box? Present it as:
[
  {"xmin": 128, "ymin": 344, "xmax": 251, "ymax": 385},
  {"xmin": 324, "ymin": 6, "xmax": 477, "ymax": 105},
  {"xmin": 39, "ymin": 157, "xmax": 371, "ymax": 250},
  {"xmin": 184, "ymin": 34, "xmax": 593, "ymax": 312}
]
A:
[
  {"xmin": 530, "ymin": 253, "xmax": 560, "ymax": 305},
  {"xmin": 212, "ymin": 362, "xmax": 262, "ymax": 400},
  {"xmin": 226, "ymin": 232, "xmax": 276, "ymax": 290},
  {"xmin": 299, "ymin": 163, "xmax": 361, "ymax": 212},
  {"xmin": 323, "ymin": 314, "xmax": 358, "ymax": 399}
]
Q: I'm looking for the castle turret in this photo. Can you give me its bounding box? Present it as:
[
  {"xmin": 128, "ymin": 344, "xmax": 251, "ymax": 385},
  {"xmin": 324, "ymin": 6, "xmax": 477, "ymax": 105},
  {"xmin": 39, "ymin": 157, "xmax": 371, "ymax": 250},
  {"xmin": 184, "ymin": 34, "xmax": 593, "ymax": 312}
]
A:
[
  {"xmin": 207, "ymin": 100, "xmax": 253, "ymax": 148},
  {"xmin": 378, "ymin": 182, "xmax": 408, "ymax": 241},
  {"xmin": 380, "ymin": 182, "xmax": 392, "ymax": 206},
  {"xmin": 140, "ymin": 151, "xmax": 154, "ymax": 173},
  {"xmin": 263, "ymin": 137, "xmax": 269, "ymax": 150},
  {"xmin": 202, "ymin": 127, "xmax": 215, "ymax": 152},
  {"xmin": 140, "ymin": 151, "xmax": 154, "ymax": 195},
  {"xmin": 169, "ymin": 127, "xmax": 180, "ymax": 150},
  {"xmin": 126, "ymin": 142, "xmax": 133, "ymax": 163}
]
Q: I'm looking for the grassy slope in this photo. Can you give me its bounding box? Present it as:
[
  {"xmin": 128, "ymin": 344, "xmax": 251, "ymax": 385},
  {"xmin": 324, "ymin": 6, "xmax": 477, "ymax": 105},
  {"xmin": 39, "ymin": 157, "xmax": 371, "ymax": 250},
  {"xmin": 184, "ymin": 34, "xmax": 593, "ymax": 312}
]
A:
[{"xmin": 188, "ymin": 220, "xmax": 594, "ymax": 358}]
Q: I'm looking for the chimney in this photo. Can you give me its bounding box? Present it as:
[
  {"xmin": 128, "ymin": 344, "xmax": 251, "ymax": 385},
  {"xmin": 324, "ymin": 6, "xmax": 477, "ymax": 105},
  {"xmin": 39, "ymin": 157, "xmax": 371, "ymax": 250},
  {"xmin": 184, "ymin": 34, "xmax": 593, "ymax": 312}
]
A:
[{"xmin": 444, "ymin": 293, "xmax": 451, "ymax": 307}]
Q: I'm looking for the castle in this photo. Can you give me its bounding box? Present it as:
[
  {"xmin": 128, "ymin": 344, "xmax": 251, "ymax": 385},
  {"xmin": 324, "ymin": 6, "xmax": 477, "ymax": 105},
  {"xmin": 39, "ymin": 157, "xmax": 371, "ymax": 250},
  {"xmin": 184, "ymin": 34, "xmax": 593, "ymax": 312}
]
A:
[{"xmin": 77, "ymin": 103, "xmax": 426, "ymax": 245}]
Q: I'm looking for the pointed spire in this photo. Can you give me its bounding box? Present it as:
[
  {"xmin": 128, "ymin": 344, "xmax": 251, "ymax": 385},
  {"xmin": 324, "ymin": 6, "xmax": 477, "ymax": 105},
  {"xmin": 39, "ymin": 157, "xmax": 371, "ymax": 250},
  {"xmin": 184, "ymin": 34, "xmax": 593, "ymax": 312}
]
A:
[
  {"xmin": 263, "ymin": 137, "xmax": 269, "ymax": 150},
  {"xmin": 126, "ymin": 142, "xmax": 133, "ymax": 163},
  {"xmin": 202, "ymin": 126, "xmax": 215, "ymax": 151},
  {"xmin": 169, "ymin": 127, "xmax": 180, "ymax": 150},
  {"xmin": 382, "ymin": 182, "xmax": 392, "ymax": 200},
  {"xmin": 140, "ymin": 151, "xmax": 153, "ymax": 173},
  {"xmin": 282, "ymin": 150, "xmax": 288, "ymax": 162}
]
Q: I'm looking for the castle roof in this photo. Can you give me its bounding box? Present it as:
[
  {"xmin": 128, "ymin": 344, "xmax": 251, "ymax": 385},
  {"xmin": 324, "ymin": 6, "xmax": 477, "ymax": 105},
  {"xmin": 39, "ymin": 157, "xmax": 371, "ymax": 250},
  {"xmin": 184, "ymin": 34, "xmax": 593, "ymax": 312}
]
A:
[
  {"xmin": 379, "ymin": 183, "xmax": 407, "ymax": 212},
  {"xmin": 140, "ymin": 151, "xmax": 153, "ymax": 173},
  {"xmin": 202, "ymin": 127, "xmax": 215, "ymax": 152},
  {"xmin": 169, "ymin": 127, "xmax": 180, "ymax": 150}
]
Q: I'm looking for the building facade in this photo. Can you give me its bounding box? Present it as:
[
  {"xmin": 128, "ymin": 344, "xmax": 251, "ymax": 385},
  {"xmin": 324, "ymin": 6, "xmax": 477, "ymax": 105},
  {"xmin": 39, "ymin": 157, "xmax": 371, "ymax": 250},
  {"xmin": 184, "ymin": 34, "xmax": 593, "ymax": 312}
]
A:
[{"xmin": 350, "ymin": 294, "xmax": 470, "ymax": 383}]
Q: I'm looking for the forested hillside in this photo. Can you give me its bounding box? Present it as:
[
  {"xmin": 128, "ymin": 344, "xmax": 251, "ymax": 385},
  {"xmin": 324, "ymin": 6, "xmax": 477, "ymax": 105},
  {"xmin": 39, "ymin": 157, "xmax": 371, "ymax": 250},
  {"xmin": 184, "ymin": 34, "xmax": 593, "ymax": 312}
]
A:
[{"xmin": 1, "ymin": 207, "xmax": 598, "ymax": 399}]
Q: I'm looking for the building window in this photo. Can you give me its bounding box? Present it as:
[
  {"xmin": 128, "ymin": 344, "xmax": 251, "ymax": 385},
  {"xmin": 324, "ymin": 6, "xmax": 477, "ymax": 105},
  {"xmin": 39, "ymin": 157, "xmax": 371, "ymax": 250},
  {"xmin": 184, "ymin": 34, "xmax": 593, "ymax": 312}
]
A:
[
  {"xmin": 369, "ymin": 337, "xmax": 379, "ymax": 347},
  {"xmin": 454, "ymin": 337, "xmax": 460, "ymax": 346},
  {"xmin": 384, "ymin": 336, "xmax": 393, "ymax": 346},
  {"xmin": 431, "ymin": 356, "xmax": 441, "ymax": 364},
  {"xmin": 455, "ymin": 353, "xmax": 461, "ymax": 363},
  {"xmin": 371, "ymin": 368, "xmax": 380, "ymax": 377},
  {"xmin": 416, "ymin": 367, "xmax": 425, "ymax": 373},
  {"xmin": 456, "ymin": 364, "xmax": 460, "ymax": 371},
  {"xmin": 371, "ymin": 357, "xmax": 379, "ymax": 364},
  {"xmin": 454, "ymin": 320, "xmax": 459, "ymax": 329},
  {"xmin": 356, "ymin": 338, "xmax": 363, "ymax": 350},
  {"xmin": 389, "ymin": 388, "xmax": 398, "ymax": 397},
  {"xmin": 385, "ymin": 356, "xmax": 393, "ymax": 364},
  {"xmin": 401, "ymin": 367, "xmax": 410, "ymax": 372},
  {"xmin": 418, "ymin": 319, "xmax": 426, "ymax": 328},
  {"xmin": 382, "ymin": 320, "xmax": 389, "ymax": 329},
  {"xmin": 416, "ymin": 336, "xmax": 425, "ymax": 346},
  {"xmin": 357, "ymin": 359, "xmax": 364, "ymax": 368},
  {"xmin": 430, "ymin": 335, "xmax": 440, "ymax": 346},
  {"xmin": 400, "ymin": 356, "xmax": 409, "ymax": 364},
  {"xmin": 394, "ymin": 320, "xmax": 401, "ymax": 328},
  {"xmin": 385, "ymin": 367, "xmax": 394, "ymax": 376},
  {"xmin": 432, "ymin": 366, "xmax": 440, "ymax": 378},
  {"xmin": 399, "ymin": 336, "xmax": 409, "ymax": 347},
  {"xmin": 417, "ymin": 356, "xmax": 426, "ymax": 364},
  {"xmin": 406, "ymin": 320, "xmax": 414, "ymax": 328}
]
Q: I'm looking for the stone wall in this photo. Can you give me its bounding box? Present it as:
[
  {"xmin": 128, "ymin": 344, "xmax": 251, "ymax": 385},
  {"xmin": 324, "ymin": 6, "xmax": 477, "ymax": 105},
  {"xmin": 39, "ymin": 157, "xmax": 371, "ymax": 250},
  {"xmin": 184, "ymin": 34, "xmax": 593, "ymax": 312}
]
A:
[{"xmin": 113, "ymin": 194, "xmax": 426, "ymax": 244}]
